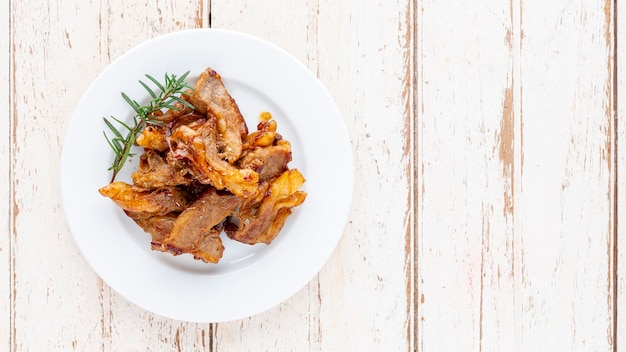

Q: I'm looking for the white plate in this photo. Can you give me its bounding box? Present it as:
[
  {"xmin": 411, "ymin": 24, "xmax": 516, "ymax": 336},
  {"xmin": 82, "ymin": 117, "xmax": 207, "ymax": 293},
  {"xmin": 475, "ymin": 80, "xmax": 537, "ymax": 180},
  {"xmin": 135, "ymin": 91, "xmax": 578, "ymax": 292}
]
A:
[{"xmin": 60, "ymin": 29, "xmax": 353, "ymax": 323}]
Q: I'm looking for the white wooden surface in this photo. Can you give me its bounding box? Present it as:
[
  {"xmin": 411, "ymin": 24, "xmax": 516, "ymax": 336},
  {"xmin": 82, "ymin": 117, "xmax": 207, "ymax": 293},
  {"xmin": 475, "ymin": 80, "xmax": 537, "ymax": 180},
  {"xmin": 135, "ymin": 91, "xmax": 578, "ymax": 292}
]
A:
[
  {"xmin": 617, "ymin": 0, "xmax": 626, "ymax": 348},
  {"xmin": 3, "ymin": 0, "xmax": 625, "ymax": 351},
  {"xmin": 2, "ymin": 0, "xmax": 10, "ymax": 351}
]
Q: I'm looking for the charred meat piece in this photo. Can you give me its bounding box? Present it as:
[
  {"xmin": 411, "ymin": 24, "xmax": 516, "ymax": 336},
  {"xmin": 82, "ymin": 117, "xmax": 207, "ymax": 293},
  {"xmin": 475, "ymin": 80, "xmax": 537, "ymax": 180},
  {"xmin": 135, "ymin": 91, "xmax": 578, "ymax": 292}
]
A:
[
  {"xmin": 98, "ymin": 182, "xmax": 191, "ymax": 215},
  {"xmin": 159, "ymin": 187, "xmax": 241, "ymax": 263},
  {"xmin": 168, "ymin": 116, "xmax": 259, "ymax": 197},
  {"xmin": 226, "ymin": 169, "xmax": 306, "ymax": 245},
  {"xmin": 189, "ymin": 68, "xmax": 248, "ymax": 163}
]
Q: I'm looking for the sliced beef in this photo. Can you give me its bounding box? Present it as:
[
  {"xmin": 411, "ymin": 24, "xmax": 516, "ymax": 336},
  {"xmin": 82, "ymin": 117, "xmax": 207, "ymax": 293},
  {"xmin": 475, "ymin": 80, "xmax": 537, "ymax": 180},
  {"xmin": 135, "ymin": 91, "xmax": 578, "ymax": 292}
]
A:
[
  {"xmin": 159, "ymin": 187, "xmax": 241, "ymax": 263},
  {"xmin": 189, "ymin": 68, "xmax": 248, "ymax": 163},
  {"xmin": 131, "ymin": 150, "xmax": 194, "ymax": 189},
  {"xmin": 168, "ymin": 116, "xmax": 259, "ymax": 197},
  {"xmin": 237, "ymin": 140, "xmax": 292, "ymax": 182},
  {"xmin": 124, "ymin": 211, "xmax": 177, "ymax": 245}
]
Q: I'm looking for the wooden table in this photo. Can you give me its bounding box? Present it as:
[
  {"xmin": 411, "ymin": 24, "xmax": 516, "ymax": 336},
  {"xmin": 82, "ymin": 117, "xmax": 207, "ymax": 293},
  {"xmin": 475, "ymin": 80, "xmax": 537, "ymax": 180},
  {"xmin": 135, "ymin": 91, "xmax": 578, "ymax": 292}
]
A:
[{"xmin": 2, "ymin": 0, "xmax": 624, "ymax": 350}]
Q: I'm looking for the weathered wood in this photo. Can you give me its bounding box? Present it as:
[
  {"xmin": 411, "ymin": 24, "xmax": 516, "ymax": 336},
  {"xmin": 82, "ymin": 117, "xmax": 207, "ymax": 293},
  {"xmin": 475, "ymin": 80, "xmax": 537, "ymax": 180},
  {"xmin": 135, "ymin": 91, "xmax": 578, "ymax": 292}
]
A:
[
  {"xmin": 616, "ymin": 0, "xmax": 625, "ymax": 348},
  {"xmin": 313, "ymin": 0, "xmax": 413, "ymax": 350},
  {"xmin": 5, "ymin": 0, "xmax": 623, "ymax": 350},
  {"xmin": 9, "ymin": 0, "xmax": 107, "ymax": 350},
  {"xmin": 1, "ymin": 0, "xmax": 11, "ymax": 350},
  {"xmin": 516, "ymin": 0, "xmax": 615, "ymax": 350},
  {"xmin": 415, "ymin": 0, "xmax": 516, "ymax": 350},
  {"xmin": 416, "ymin": 0, "xmax": 616, "ymax": 350}
]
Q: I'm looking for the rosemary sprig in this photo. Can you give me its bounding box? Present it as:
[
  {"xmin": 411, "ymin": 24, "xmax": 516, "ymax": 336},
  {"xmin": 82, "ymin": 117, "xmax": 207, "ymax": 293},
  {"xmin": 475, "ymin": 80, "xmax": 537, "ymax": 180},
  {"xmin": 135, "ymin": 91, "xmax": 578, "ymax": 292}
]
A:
[{"xmin": 103, "ymin": 71, "xmax": 194, "ymax": 183}]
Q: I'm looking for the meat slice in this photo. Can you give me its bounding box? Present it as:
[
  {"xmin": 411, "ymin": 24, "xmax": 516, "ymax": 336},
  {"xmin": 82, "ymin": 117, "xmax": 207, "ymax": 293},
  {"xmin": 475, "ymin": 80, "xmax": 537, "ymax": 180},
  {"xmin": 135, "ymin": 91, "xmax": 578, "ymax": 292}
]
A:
[
  {"xmin": 98, "ymin": 182, "xmax": 190, "ymax": 215},
  {"xmin": 189, "ymin": 68, "xmax": 247, "ymax": 163},
  {"xmin": 131, "ymin": 150, "xmax": 194, "ymax": 188},
  {"xmin": 159, "ymin": 187, "xmax": 241, "ymax": 263},
  {"xmin": 124, "ymin": 211, "xmax": 177, "ymax": 245},
  {"xmin": 168, "ymin": 116, "xmax": 259, "ymax": 197},
  {"xmin": 226, "ymin": 169, "xmax": 307, "ymax": 245},
  {"xmin": 192, "ymin": 234, "xmax": 225, "ymax": 263},
  {"xmin": 237, "ymin": 140, "xmax": 292, "ymax": 182}
]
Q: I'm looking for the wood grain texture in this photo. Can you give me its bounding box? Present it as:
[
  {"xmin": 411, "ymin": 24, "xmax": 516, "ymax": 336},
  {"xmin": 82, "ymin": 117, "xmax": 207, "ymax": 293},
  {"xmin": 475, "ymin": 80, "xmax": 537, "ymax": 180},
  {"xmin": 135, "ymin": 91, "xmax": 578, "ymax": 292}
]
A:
[
  {"xmin": 314, "ymin": 0, "xmax": 413, "ymax": 350},
  {"xmin": 10, "ymin": 0, "xmax": 107, "ymax": 350},
  {"xmin": 2, "ymin": 0, "xmax": 11, "ymax": 350},
  {"xmin": 6, "ymin": 0, "xmax": 623, "ymax": 350},
  {"xmin": 416, "ymin": 0, "xmax": 617, "ymax": 350},
  {"xmin": 616, "ymin": 0, "xmax": 625, "ymax": 349},
  {"xmin": 517, "ymin": 1, "xmax": 614, "ymax": 349},
  {"xmin": 415, "ymin": 0, "xmax": 515, "ymax": 350}
]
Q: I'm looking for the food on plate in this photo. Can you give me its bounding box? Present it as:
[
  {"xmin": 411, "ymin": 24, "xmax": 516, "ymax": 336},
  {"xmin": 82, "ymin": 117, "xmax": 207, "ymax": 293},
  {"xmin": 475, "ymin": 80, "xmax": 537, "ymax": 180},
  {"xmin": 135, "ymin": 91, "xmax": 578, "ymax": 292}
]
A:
[
  {"xmin": 188, "ymin": 68, "xmax": 249, "ymax": 164},
  {"xmin": 225, "ymin": 169, "xmax": 307, "ymax": 245},
  {"xmin": 99, "ymin": 67, "xmax": 306, "ymax": 263}
]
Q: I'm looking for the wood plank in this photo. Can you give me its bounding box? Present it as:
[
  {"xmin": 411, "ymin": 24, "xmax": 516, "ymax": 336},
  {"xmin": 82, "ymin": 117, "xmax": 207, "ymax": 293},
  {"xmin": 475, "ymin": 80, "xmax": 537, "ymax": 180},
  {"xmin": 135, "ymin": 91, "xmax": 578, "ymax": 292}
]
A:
[
  {"xmin": 1, "ymin": 0, "xmax": 11, "ymax": 349},
  {"xmin": 211, "ymin": 0, "xmax": 413, "ymax": 350},
  {"xmin": 10, "ymin": 0, "xmax": 109, "ymax": 350},
  {"xmin": 314, "ymin": 0, "xmax": 413, "ymax": 349},
  {"xmin": 516, "ymin": 0, "xmax": 615, "ymax": 349},
  {"xmin": 103, "ymin": 0, "xmax": 208, "ymax": 61},
  {"xmin": 415, "ymin": 0, "xmax": 516, "ymax": 350},
  {"xmin": 209, "ymin": 1, "xmax": 322, "ymax": 351}
]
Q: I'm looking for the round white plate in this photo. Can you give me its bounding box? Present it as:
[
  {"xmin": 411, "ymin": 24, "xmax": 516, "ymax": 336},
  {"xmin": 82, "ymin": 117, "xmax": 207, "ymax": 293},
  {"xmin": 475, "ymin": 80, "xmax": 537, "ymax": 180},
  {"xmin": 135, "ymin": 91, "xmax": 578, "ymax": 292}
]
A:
[{"xmin": 60, "ymin": 29, "xmax": 353, "ymax": 323}]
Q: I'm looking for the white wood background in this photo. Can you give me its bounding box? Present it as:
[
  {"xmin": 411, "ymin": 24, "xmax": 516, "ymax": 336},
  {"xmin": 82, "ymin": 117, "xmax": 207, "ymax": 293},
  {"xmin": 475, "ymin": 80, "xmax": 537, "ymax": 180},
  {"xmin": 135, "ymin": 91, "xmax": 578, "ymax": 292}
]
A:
[{"xmin": 2, "ymin": 0, "xmax": 624, "ymax": 351}]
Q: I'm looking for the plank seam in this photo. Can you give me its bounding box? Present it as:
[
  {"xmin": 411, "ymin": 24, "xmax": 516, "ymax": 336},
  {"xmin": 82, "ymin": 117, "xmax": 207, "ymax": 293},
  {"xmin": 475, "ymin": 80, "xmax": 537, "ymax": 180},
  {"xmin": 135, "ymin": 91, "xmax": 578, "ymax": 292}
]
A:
[
  {"xmin": 413, "ymin": 0, "xmax": 422, "ymax": 350},
  {"xmin": 8, "ymin": 0, "xmax": 15, "ymax": 349},
  {"xmin": 408, "ymin": 0, "xmax": 417, "ymax": 350}
]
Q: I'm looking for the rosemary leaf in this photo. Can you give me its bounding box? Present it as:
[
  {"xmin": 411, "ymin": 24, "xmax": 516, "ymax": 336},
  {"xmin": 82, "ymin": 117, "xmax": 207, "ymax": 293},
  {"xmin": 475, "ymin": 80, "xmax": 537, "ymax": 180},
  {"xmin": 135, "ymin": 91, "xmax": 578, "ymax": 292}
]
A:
[
  {"xmin": 109, "ymin": 115, "xmax": 134, "ymax": 133},
  {"xmin": 103, "ymin": 117, "xmax": 124, "ymax": 140},
  {"xmin": 103, "ymin": 131, "xmax": 119, "ymax": 155},
  {"xmin": 102, "ymin": 70, "xmax": 194, "ymax": 182},
  {"xmin": 170, "ymin": 95, "xmax": 196, "ymax": 110},
  {"xmin": 145, "ymin": 74, "xmax": 165, "ymax": 93},
  {"xmin": 121, "ymin": 92, "xmax": 142, "ymax": 115},
  {"xmin": 139, "ymin": 80, "xmax": 157, "ymax": 99}
]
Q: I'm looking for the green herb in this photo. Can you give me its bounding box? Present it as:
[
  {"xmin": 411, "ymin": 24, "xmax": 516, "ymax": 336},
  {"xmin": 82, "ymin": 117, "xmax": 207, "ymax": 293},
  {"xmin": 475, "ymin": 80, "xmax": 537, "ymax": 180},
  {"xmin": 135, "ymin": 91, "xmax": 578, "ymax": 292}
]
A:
[{"xmin": 103, "ymin": 71, "xmax": 194, "ymax": 183}]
